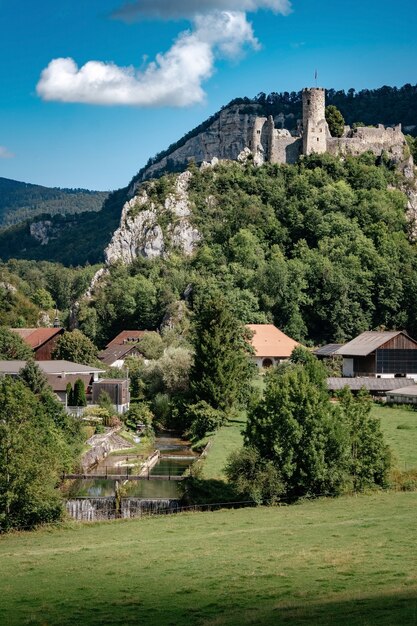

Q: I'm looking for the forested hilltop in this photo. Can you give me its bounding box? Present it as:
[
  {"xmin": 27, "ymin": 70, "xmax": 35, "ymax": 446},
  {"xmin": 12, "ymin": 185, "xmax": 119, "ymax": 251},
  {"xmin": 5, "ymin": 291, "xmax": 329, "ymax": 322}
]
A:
[
  {"xmin": 0, "ymin": 177, "xmax": 108, "ymax": 226},
  {"xmin": 28, "ymin": 152, "xmax": 413, "ymax": 347}
]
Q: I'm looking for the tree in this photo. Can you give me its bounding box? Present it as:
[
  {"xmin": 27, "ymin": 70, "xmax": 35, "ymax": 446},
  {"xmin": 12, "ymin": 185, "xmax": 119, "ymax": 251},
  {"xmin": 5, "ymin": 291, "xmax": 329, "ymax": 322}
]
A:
[
  {"xmin": 73, "ymin": 379, "xmax": 87, "ymax": 407},
  {"xmin": 137, "ymin": 332, "xmax": 164, "ymax": 360},
  {"xmin": 0, "ymin": 327, "xmax": 33, "ymax": 360},
  {"xmin": 66, "ymin": 382, "xmax": 74, "ymax": 406},
  {"xmin": 336, "ymin": 388, "xmax": 391, "ymax": 490},
  {"xmin": 0, "ymin": 377, "xmax": 66, "ymax": 531},
  {"xmin": 245, "ymin": 359, "xmax": 348, "ymax": 498},
  {"xmin": 190, "ymin": 294, "xmax": 253, "ymax": 414},
  {"xmin": 19, "ymin": 360, "xmax": 49, "ymax": 395},
  {"xmin": 31, "ymin": 288, "xmax": 54, "ymax": 311},
  {"xmin": 325, "ymin": 105, "xmax": 345, "ymax": 138},
  {"xmin": 52, "ymin": 329, "xmax": 98, "ymax": 365}
]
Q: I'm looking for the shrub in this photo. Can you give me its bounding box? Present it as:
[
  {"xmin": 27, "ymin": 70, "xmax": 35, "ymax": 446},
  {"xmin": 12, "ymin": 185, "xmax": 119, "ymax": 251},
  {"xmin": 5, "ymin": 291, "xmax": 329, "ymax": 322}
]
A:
[
  {"xmin": 124, "ymin": 403, "xmax": 154, "ymax": 432},
  {"xmin": 225, "ymin": 447, "xmax": 285, "ymax": 505},
  {"xmin": 187, "ymin": 401, "xmax": 224, "ymax": 439}
]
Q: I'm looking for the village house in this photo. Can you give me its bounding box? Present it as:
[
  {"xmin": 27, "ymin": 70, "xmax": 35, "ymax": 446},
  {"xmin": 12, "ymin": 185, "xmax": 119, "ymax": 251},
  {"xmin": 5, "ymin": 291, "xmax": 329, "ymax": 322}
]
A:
[
  {"xmin": 0, "ymin": 359, "xmax": 130, "ymax": 414},
  {"xmin": 10, "ymin": 327, "xmax": 64, "ymax": 360},
  {"xmin": 335, "ymin": 331, "xmax": 417, "ymax": 380},
  {"xmin": 246, "ymin": 324, "xmax": 299, "ymax": 368},
  {"xmin": 99, "ymin": 330, "xmax": 149, "ymax": 368}
]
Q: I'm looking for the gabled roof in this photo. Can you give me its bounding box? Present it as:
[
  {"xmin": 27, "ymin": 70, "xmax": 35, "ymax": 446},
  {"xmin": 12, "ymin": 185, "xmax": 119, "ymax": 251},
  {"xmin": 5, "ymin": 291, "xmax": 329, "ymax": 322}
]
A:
[
  {"xmin": 106, "ymin": 330, "xmax": 147, "ymax": 348},
  {"xmin": 327, "ymin": 377, "xmax": 415, "ymax": 392},
  {"xmin": 11, "ymin": 327, "xmax": 63, "ymax": 349},
  {"xmin": 246, "ymin": 324, "xmax": 299, "ymax": 358},
  {"xmin": 335, "ymin": 331, "xmax": 412, "ymax": 357},
  {"xmin": 386, "ymin": 385, "xmax": 417, "ymax": 397},
  {"xmin": 314, "ymin": 343, "xmax": 343, "ymax": 357},
  {"xmin": 98, "ymin": 344, "xmax": 139, "ymax": 366}
]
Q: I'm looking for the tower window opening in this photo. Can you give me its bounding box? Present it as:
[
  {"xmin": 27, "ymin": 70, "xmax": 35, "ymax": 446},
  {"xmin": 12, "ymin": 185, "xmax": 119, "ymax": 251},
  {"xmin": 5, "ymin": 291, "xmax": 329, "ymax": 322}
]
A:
[
  {"xmin": 307, "ymin": 99, "xmax": 310, "ymax": 105},
  {"xmin": 257, "ymin": 130, "xmax": 261, "ymax": 135},
  {"xmin": 317, "ymin": 137, "xmax": 320, "ymax": 142}
]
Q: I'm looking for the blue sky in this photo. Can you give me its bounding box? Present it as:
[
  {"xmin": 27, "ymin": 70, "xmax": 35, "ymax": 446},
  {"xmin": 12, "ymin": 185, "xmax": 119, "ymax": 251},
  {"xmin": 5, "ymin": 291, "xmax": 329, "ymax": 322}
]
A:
[{"xmin": 0, "ymin": 0, "xmax": 416, "ymax": 190}]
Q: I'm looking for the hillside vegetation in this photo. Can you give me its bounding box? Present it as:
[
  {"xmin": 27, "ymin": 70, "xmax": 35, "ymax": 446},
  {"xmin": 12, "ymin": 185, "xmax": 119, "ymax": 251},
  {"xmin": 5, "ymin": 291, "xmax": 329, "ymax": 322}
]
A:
[
  {"xmin": 1, "ymin": 492, "xmax": 417, "ymax": 625},
  {"xmin": 75, "ymin": 153, "xmax": 417, "ymax": 347},
  {"xmin": 0, "ymin": 177, "xmax": 108, "ymax": 226}
]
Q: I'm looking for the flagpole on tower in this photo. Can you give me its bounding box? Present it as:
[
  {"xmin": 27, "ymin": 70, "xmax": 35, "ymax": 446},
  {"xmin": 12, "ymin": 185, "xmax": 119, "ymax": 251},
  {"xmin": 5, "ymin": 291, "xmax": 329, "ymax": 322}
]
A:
[{"xmin": 315, "ymin": 69, "xmax": 318, "ymax": 87}]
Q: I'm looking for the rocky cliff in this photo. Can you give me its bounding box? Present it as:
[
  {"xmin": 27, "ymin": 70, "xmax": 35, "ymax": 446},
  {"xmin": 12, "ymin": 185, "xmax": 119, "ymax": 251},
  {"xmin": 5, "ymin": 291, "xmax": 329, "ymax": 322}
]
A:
[{"xmin": 105, "ymin": 171, "xmax": 200, "ymax": 265}]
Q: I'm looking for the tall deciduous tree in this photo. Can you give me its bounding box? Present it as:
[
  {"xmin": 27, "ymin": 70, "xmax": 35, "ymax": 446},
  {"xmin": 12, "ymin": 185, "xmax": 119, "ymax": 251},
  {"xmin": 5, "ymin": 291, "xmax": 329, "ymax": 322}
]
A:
[
  {"xmin": 0, "ymin": 377, "xmax": 66, "ymax": 531},
  {"xmin": 245, "ymin": 360, "xmax": 348, "ymax": 498},
  {"xmin": 190, "ymin": 293, "xmax": 253, "ymax": 414}
]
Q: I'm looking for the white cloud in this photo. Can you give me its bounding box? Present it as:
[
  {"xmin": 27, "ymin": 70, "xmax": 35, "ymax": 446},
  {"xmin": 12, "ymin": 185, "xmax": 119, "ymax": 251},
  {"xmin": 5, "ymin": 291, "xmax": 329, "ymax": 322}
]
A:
[
  {"xmin": 113, "ymin": 0, "xmax": 292, "ymax": 21},
  {"xmin": 0, "ymin": 146, "xmax": 14, "ymax": 158},
  {"xmin": 37, "ymin": 11, "xmax": 260, "ymax": 107}
]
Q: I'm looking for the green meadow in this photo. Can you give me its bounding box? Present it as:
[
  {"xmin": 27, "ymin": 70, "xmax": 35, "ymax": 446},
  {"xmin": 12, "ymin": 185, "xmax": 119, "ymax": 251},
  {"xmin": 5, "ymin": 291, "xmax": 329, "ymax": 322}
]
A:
[
  {"xmin": 1, "ymin": 400, "xmax": 416, "ymax": 625},
  {"xmin": 1, "ymin": 492, "xmax": 417, "ymax": 625}
]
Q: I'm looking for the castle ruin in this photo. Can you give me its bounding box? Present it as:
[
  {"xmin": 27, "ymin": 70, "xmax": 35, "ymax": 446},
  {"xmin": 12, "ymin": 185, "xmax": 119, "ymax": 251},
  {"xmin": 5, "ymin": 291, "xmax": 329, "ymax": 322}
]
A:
[
  {"xmin": 250, "ymin": 87, "xmax": 407, "ymax": 166},
  {"xmin": 140, "ymin": 87, "xmax": 410, "ymax": 182}
]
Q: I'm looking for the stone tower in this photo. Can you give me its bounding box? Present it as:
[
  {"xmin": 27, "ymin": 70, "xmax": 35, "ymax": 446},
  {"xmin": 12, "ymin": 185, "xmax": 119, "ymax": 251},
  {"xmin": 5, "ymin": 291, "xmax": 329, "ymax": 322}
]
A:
[{"xmin": 302, "ymin": 88, "xmax": 327, "ymax": 155}]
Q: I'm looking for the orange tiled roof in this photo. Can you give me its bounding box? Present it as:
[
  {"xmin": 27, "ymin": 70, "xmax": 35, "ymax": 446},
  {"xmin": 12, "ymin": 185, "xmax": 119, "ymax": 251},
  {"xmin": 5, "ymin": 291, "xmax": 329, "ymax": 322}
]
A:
[
  {"xmin": 246, "ymin": 324, "xmax": 299, "ymax": 358},
  {"xmin": 11, "ymin": 327, "xmax": 63, "ymax": 349},
  {"xmin": 106, "ymin": 330, "xmax": 147, "ymax": 348}
]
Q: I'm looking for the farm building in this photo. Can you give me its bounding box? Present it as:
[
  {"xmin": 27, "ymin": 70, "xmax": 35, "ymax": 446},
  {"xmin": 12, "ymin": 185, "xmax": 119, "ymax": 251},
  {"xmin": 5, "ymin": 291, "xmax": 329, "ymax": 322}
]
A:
[
  {"xmin": 105, "ymin": 330, "xmax": 147, "ymax": 348},
  {"xmin": 326, "ymin": 377, "xmax": 416, "ymax": 397},
  {"xmin": 10, "ymin": 327, "xmax": 64, "ymax": 360},
  {"xmin": 246, "ymin": 324, "xmax": 299, "ymax": 368},
  {"xmin": 92, "ymin": 378, "xmax": 130, "ymax": 414},
  {"xmin": 98, "ymin": 343, "xmax": 141, "ymax": 368},
  {"xmin": 335, "ymin": 331, "xmax": 417, "ymax": 380}
]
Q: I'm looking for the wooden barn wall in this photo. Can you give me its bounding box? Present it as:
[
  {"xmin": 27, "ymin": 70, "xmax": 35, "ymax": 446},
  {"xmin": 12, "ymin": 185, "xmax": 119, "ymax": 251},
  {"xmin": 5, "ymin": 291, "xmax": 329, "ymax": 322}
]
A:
[
  {"xmin": 353, "ymin": 355, "xmax": 376, "ymax": 375},
  {"xmin": 382, "ymin": 334, "xmax": 417, "ymax": 350},
  {"xmin": 34, "ymin": 333, "xmax": 63, "ymax": 361}
]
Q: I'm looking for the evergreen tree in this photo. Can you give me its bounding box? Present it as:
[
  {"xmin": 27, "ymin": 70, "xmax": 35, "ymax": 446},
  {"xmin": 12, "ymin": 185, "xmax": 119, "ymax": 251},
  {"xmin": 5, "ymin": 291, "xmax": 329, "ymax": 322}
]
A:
[
  {"xmin": 190, "ymin": 293, "xmax": 253, "ymax": 414},
  {"xmin": 73, "ymin": 379, "xmax": 87, "ymax": 407},
  {"xmin": 66, "ymin": 382, "xmax": 74, "ymax": 406},
  {"xmin": 19, "ymin": 360, "xmax": 49, "ymax": 395}
]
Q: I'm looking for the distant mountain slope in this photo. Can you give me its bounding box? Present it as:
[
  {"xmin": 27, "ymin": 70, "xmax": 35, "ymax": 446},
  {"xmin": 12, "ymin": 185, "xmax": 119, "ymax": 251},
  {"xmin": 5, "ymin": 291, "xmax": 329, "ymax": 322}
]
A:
[{"xmin": 0, "ymin": 177, "xmax": 109, "ymax": 226}]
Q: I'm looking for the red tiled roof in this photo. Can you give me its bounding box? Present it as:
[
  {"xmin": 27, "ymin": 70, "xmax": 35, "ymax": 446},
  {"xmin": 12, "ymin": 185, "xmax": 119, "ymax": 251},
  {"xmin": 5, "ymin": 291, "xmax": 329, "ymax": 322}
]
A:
[
  {"xmin": 106, "ymin": 330, "xmax": 148, "ymax": 348},
  {"xmin": 11, "ymin": 327, "xmax": 63, "ymax": 349},
  {"xmin": 246, "ymin": 324, "xmax": 299, "ymax": 358}
]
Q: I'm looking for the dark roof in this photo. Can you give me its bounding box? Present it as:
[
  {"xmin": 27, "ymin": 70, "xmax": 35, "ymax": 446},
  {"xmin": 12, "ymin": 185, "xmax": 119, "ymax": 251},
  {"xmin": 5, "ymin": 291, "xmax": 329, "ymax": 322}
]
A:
[
  {"xmin": 314, "ymin": 343, "xmax": 343, "ymax": 357},
  {"xmin": 106, "ymin": 330, "xmax": 147, "ymax": 348},
  {"xmin": 98, "ymin": 344, "xmax": 139, "ymax": 365},
  {"xmin": 327, "ymin": 377, "xmax": 416, "ymax": 392},
  {"xmin": 335, "ymin": 331, "xmax": 409, "ymax": 357},
  {"xmin": 46, "ymin": 373, "xmax": 92, "ymax": 392},
  {"xmin": 11, "ymin": 327, "xmax": 63, "ymax": 349}
]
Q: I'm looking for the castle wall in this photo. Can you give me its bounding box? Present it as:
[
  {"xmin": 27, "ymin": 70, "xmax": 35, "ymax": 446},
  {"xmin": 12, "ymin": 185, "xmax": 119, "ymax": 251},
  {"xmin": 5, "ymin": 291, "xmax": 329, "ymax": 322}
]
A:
[
  {"xmin": 327, "ymin": 125, "xmax": 407, "ymax": 161},
  {"xmin": 269, "ymin": 132, "xmax": 301, "ymax": 164}
]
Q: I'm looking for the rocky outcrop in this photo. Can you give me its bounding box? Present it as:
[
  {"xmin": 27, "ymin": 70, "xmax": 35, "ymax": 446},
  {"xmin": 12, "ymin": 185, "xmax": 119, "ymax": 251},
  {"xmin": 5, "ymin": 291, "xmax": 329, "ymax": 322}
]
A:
[
  {"xmin": 139, "ymin": 105, "xmax": 260, "ymax": 182},
  {"xmin": 105, "ymin": 171, "xmax": 200, "ymax": 265},
  {"xmin": 30, "ymin": 220, "xmax": 54, "ymax": 245}
]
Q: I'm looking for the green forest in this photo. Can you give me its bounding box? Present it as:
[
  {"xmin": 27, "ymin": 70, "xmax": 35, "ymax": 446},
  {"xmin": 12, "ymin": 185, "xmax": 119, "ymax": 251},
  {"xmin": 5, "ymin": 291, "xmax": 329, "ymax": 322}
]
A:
[{"xmin": 0, "ymin": 177, "xmax": 108, "ymax": 226}]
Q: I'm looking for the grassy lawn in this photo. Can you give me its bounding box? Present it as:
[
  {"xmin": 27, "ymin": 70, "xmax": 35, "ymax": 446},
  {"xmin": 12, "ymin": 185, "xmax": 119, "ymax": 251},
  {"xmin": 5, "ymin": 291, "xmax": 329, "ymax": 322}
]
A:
[
  {"xmin": 1, "ymin": 491, "xmax": 417, "ymax": 625},
  {"xmin": 201, "ymin": 413, "xmax": 247, "ymax": 480},
  {"xmin": 372, "ymin": 405, "xmax": 417, "ymax": 470}
]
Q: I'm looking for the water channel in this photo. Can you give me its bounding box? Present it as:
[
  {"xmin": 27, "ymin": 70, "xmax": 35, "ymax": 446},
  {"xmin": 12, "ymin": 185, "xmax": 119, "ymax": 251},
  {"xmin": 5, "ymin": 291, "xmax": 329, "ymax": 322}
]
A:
[{"xmin": 67, "ymin": 432, "xmax": 198, "ymax": 501}]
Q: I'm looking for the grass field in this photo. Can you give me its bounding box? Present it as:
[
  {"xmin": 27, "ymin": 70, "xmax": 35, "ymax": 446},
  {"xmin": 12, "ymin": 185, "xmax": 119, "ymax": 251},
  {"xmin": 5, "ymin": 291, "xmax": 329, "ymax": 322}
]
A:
[
  {"xmin": 1, "ymin": 492, "xmax": 417, "ymax": 625},
  {"xmin": 371, "ymin": 405, "xmax": 417, "ymax": 469}
]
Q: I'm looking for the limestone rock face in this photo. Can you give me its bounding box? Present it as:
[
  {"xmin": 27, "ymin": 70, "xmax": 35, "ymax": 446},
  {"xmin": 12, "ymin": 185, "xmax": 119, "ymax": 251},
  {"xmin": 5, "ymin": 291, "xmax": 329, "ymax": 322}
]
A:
[
  {"xmin": 407, "ymin": 188, "xmax": 417, "ymax": 241},
  {"xmin": 139, "ymin": 105, "xmax": 260, "ymax": 182},
  {"xmin": 105, "ymin": 171, "xmax": 200, "ymax": 265},
  {"xmin": 30, "ymin": 220, "xmax": 53, "ymax": 245}
]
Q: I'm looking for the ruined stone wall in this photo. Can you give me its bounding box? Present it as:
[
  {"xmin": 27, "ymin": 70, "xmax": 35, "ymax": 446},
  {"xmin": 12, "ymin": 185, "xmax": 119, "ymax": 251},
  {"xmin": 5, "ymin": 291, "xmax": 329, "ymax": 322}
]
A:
[{"xmin": 327, "ymin": 124, "xmax": 407, "ymax": 161}]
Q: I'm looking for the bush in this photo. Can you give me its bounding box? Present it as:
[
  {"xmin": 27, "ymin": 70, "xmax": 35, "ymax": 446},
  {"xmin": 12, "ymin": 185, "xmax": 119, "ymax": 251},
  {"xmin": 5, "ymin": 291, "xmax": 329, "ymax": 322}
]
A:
[
  {"xmin": 225, "ymin": 447, "xmax": 285, "ymax": 505},
  {"xmin": 187, "ymin": 401, "xmax": 225, "ymax": 439},
  {"xmin": 124, "ymin": 403, "xmax": 154, "ymax": 432}
]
